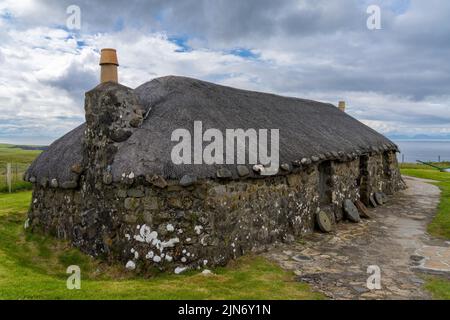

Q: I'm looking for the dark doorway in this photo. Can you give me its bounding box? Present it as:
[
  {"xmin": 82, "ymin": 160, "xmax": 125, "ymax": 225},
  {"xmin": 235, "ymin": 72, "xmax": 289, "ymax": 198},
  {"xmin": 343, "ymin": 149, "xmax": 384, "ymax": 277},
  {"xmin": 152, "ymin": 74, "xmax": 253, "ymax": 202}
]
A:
[
  {"xmin": 318, "ymin": 161, "xmax": 332, "ymax": 204},
  {"xmin": 359, "ymin": 155, "xmax": 370, "ymax": 205}
]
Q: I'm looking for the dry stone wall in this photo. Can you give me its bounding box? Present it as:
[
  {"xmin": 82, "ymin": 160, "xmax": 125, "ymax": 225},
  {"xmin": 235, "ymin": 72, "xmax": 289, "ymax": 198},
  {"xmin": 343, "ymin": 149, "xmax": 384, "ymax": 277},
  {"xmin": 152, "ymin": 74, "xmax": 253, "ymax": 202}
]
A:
[
  {"xmin": 28, "ymin": 151, "xmax": 404, "ymax": 273},
  {"xmin": 26, "ymin": 82, "xmax": 405, "ymax": 273}
]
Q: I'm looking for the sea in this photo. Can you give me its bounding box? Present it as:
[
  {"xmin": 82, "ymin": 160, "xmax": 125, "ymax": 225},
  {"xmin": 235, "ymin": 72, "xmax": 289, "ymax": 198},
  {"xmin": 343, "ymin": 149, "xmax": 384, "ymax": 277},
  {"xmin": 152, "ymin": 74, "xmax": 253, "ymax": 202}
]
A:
[{"xmin": 393, "ymin": 140, "xmax": 450, "ymax": 163}]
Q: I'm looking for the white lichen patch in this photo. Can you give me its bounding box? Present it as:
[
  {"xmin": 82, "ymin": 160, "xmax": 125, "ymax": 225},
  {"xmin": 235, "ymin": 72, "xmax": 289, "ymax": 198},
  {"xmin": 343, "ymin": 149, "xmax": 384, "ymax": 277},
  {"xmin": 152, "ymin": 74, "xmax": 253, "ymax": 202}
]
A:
[
  {"xmin": 166, "ymin": 224, "xmax": 175, "ymax": 232},
  {"xmin": 194, "ymin": 225, "xmax": 203, "ymax": 235},
  {"xmin": 134, "ymin": 224, "xmax": 158, "ymax": 243},
  {"xmin": 125, "ymin": 260, "xmax": 136, "ymax": 270},
  {"xmin": 201, "ymin": 269, "xmax": 213, "ymax": 276},
  {"xmin": 200, "ymin": 236, "xmax": 208, "ymax": 246},
  {"xmin": 160, "ymin": 237, "xmax": 179, "ymax": 250},
  {"xmin": 146, "ymin": 251, "xmax": 154, "ymax": 259},
  {"xmin": 174, "ymin": 266, "xmax": 188, "ymax": 274},
  {"xmin": 153, "ymin": 255, "xmax": 161, "ymax": 263}
]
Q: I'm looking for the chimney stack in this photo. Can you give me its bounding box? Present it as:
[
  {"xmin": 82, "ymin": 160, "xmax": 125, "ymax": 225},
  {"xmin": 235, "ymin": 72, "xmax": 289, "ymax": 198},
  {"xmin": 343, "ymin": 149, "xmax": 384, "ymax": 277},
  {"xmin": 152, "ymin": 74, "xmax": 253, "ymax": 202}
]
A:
[
  {"xmin": 99, "ymin": 48, "xmax": 119, "ymax": 83},
  {"xmin": 338, "ymin": 101, "xmax": 346, "ymax": 112}
]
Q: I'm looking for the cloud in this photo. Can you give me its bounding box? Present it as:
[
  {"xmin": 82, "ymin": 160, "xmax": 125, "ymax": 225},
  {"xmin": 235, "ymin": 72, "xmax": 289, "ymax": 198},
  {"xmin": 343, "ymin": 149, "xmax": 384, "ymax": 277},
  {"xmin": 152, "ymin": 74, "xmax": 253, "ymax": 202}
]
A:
[
  {"xmin": 44, "ymin": 49, "xmax": 98, "ymax": 105},
  {"xmin": 0, "ymin": 0, "xmax": 449, "ymax": 144}
]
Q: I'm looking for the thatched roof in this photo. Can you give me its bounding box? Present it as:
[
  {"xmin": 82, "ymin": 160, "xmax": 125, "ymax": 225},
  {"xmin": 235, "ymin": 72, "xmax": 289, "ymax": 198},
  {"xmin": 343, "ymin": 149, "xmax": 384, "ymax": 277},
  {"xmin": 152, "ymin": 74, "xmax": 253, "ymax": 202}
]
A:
[
  {"xmin": 26, "ymin": 123, "xmax": 85, "ymax": 186},
  {"xmin": 26, "ymin": 76, "xmax": 397, "ymax": 185}
]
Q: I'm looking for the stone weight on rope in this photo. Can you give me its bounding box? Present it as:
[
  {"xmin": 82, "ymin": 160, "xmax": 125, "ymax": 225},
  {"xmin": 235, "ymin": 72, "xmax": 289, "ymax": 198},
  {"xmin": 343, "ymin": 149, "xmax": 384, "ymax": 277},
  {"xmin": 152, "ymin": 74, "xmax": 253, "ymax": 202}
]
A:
[
  {"xmin": 343, "ymin": 199, "xmax": 361, "ymax": 223},
  {"xmin": 375, "ymin": 192, "xmax": 384, "ymax": 205},
  {"xmin": 316, "ymin": 210, "xmax": 333, "ymax": 233},
  {"xmin": 369, "ymin": 194, "xmax": 378, "ymax": 208}
]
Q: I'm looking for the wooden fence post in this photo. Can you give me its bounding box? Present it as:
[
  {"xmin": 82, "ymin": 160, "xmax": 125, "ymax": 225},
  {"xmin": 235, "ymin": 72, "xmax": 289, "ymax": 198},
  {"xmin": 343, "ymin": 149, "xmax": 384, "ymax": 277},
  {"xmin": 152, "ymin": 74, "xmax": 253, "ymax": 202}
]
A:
[{"xmin": 7, "ymin": 163, "xmax": 12, "ymax": 193}]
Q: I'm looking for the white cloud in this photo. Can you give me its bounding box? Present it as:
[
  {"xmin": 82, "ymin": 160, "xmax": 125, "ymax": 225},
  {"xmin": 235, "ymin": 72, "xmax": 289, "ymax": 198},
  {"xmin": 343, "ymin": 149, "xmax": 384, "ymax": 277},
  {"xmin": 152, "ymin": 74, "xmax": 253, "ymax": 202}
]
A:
[{"xmin": 0, "ymin": 0, "xmax": 449, "ymax": 144}]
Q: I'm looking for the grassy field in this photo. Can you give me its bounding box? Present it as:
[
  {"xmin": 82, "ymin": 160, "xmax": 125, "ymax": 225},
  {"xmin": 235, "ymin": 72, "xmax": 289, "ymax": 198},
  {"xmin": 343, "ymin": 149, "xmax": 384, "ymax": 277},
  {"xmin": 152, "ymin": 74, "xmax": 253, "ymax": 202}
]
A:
[
  {"xmin": 0, "ymin": 144, "xmax": 42, "ymax": 193},
  {"xmin": 0, "ymin": 191, "xmax": 324, "ymax": 300}
]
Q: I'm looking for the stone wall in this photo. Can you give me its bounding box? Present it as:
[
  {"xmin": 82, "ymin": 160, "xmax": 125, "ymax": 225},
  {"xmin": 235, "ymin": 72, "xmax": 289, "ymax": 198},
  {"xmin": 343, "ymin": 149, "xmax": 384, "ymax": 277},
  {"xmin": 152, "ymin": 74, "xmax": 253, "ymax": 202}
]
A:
[
  {"xmin": 26, "ymin": 82, "xmax": 405, "ymax": 273},
  {"xmin": 28, "ymin": 151, "xmax": 404, "ymax": 273}
]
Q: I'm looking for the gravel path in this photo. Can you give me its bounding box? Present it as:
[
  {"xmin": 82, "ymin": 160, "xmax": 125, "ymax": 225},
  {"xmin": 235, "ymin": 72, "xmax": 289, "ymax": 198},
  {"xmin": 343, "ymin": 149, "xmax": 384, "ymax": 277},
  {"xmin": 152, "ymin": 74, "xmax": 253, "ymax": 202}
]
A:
[{"xmin": 264, "ymin": 176, "xmax": 449, "ymax": 300}]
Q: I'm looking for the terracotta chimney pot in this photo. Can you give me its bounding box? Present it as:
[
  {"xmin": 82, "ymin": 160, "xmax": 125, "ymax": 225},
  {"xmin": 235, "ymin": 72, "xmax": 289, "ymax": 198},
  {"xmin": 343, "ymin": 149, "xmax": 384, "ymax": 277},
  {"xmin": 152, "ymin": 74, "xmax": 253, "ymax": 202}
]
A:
[{"xmin": 99, "ymin": 48, "xmax": 119, "ymax": 83}]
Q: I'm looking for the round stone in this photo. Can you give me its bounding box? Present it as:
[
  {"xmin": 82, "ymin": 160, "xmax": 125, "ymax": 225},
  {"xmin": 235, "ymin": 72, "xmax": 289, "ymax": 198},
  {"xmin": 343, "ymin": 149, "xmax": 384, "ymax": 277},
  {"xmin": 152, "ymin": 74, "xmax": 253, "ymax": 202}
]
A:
[
  {"xmin": 316, "ymin": 211, "xmax": 333, "ymax": 233},
  {"xmin": 301, "ymin": 158, "xmax": 312, "ymax": 166},
  {"xmin": 374, "ymin": 192, "xmax": 384, "ymax": 205},
  {"xmin": 292, "ymin": 254, "xmax": 312, "ymax": 262},
  {"xmin": 343, "ymin": 199, "xmax": 361, "ymax": 223},
  {"xmin": 216, "ymin": 168, "xmax": 232, "ymax": 179},
  {"xmin": 103, "ymin": 172, "xmax": 113, "ymax": 185},
  {"xmin": 180, "ymin": 175, "xmax": 197, "ymax": 187},
  {"xmin": 50, "ymin": 178, "xmax": 58, "ymax": 188},
  {"xmin": 146, "ymin": 174, "xmax": 168, "ymax": 189},
  {"xmin": 236, "ymin": 165, "xmax": 250, "ymax": 177},
  {"xmin": 369, "ymin": 194, "xmax": 378, "ymax": 207}
]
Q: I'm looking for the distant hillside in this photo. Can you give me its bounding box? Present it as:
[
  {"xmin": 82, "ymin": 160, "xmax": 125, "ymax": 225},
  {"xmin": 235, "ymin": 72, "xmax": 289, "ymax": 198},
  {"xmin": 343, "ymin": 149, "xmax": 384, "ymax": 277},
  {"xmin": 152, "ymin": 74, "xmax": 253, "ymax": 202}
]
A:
[
  {"xmin": 388, "ymin": 134, "xmax": 450, "ymax": 140},
  {"xmin": 0, "ymin": 144, "xmax": 43, "ymax": 166},
  {"xmin": 13, "ymin": 145, "xmax": 48, "ymax": 151}
]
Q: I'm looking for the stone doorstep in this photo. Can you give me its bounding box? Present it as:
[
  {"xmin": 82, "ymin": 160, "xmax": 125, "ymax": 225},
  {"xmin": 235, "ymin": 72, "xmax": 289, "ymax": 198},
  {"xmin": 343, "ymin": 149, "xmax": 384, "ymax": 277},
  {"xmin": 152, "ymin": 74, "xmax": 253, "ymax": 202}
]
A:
[{"xmin": 412, "ymin": 245, "xmax": 450, "ymax": 276}]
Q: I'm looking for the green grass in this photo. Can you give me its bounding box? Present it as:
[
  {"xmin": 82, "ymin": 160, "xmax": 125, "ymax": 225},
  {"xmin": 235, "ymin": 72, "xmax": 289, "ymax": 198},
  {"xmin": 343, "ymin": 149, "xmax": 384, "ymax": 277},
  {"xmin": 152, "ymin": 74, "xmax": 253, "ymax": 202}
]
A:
[
  {"xmin": 424, "ymin": 276, "xmax": 450, "ymax": 300},
  {"xmin": 0, "ymin": 191, "xmax": 324, "ymax": 300},
  {"xmin": 400, "ymin": 164, "xmax": 450, "ymax": 300},
  {"xmin": 0, "ymin": 144, "xmax": 42, "ymax": 193}
]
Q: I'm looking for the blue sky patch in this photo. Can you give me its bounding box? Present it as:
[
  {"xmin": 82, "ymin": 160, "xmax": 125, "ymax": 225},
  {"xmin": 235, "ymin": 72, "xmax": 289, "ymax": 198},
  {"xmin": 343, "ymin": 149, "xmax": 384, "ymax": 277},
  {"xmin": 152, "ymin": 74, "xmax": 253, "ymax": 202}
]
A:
[
  {"xmin": 228, "ymin": 48, "xmax": 259, "ymax": 59},
  {"xmin": 168, "ymin": 36, "xmax": 192, "ymax": 52}
]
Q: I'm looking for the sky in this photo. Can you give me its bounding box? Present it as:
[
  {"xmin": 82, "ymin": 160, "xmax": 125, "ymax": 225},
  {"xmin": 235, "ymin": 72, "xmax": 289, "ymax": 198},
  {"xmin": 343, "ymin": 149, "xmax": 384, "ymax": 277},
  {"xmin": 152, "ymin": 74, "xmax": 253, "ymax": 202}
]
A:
[{"xmin": 0, "ymin": 0, "xmax": 449, "ymax": 145}]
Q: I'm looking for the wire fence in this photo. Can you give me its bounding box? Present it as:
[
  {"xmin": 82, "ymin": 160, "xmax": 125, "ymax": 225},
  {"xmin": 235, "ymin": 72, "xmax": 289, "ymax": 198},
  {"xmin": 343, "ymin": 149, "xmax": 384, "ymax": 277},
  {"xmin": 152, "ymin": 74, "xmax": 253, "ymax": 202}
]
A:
[
  {"xmin": 397, "ymin": 154, "xmax": 450, "ymax": 163},
  {"xmin": 0, "ymin": 163, "xmax": 32, "ymax": 193}
]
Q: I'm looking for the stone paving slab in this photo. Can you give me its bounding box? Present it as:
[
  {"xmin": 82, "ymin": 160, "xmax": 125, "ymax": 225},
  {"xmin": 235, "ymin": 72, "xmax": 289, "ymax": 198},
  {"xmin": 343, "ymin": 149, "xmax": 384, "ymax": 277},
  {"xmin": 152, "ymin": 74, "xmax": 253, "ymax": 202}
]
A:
[
  {"xmin": 413, "ymin": 246, "xmax": 450, "ymax": 276},
  {"xmin": 264, "ymin": 176, "xmax": 449, "ymax": 300}
]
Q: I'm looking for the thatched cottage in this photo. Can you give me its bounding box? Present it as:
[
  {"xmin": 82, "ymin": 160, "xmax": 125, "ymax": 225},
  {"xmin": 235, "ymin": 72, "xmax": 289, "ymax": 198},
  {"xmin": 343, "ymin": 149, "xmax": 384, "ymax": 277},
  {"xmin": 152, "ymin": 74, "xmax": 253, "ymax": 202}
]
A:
[{"xmin": 25, "ymin": 49, "xmax": 404, "ymax": 273}]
